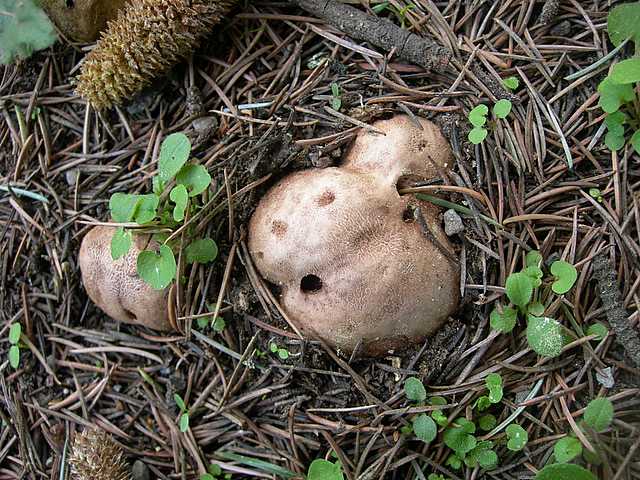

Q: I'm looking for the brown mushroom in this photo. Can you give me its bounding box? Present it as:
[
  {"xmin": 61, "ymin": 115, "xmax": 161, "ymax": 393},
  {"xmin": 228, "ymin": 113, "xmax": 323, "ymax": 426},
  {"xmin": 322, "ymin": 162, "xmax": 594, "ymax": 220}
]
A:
[
  {"xmin": 42, "ymin": 0, "xmax": 129, "ymax": 42},
  {"xmin": 248, "ymin": 115, "xmax": 459, "ymax": 355},
  {"xmin": 79, "ymin": 226, "xmax": 171, "ymax": 331}
]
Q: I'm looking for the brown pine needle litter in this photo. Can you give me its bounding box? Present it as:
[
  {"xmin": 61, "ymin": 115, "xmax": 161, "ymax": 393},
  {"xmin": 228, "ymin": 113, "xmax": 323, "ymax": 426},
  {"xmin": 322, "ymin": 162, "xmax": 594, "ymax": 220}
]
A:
[
  {"xmin": 69, "ymin": 429, "xmax": 130, "ymax": 480},
  {"xmin": 76, "ymin": 0, "xmax": 235, "ymax": 109}
]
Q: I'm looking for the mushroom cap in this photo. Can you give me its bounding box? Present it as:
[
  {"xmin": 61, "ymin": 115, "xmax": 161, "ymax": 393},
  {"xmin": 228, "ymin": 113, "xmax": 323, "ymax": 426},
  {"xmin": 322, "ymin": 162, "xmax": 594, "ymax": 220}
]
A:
[{"xmin": 79, "ymin": 226, "xmax": 171, "ymax": 331}]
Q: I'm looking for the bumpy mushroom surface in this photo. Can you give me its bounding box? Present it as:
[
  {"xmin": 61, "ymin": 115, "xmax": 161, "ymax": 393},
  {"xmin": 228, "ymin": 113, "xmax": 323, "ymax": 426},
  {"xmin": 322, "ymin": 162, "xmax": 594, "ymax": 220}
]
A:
[
  {"xmin": 248, "ymin": 115, "xmax": 459, "ymax": 355},
  {"xmin": 79, "ymin": 226, "xmax": 170, "ymax": 331},
  {"xmin": 42, "ymin": 0, "xmax": 128, "ymax": 42}
]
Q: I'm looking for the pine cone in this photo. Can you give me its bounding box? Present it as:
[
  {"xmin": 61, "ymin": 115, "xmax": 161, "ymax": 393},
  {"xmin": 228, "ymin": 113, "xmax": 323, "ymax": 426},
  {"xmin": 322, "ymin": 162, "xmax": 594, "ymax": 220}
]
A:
[
  {"xmin": 69, "ymin": 429, "xmax": 130, "ymax": 480},
  {"xmin": 75, "ymin": 0, "xmax": 234, "ymax": 109}
]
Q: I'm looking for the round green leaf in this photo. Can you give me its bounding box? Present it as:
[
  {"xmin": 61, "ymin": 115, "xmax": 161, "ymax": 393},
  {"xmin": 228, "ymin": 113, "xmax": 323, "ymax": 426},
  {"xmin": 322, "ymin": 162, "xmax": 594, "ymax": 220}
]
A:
[
  {"xmin": 431, "ymin": 409, "xmax": 448, "ymax": 427},
  {"xmin": 505, "ymin": 423, "xmax": 527, "ymax": 451},
  {"xmin": 631, "ymin": 130, "xmax": 640, "ymax": 154},
  {"xmin": 468, "ymin": 104, "xmax": 489, "ymax": 126},
  {"xmin": 486, "ymin": 374, "xmax": 503, "ymax": 403},
  {"xmin": 586, "ymin": 322, "xmax": 608, "ymax": 341},
  {"xmin": 610, "ymin": 58, "xmax": 640, "ymax": 84},
  {"xmin": 493, "ymin": 99, "xmax": 512, "ymax": 119},
  {"xmin": 208, "ymin": 464, "xmax": 222, "ymax": 476},
  {"xmin": 169, "ymin": 184, "xmax": 189, "ymax": 222},
  {"xmin": 550, "ymin": 260, "xmax": 577, "ymax": 294},
  {"xmin": 8, "ymin": 323, "xmax": 21, "ymax": 345},
  {"xmin": 133, "ymin": 194, "xmax": 160, "ymax": 224},
  {"xmin": 474, "ymin": 395, "xmax": 491, "ymax": 412},
  {"xmin": 503, "ymin": 76, "xmax": 519, "ymax": 90},
  {"xmin": 505, "ymin": 272, "xmax": 533, "ymax": 308},
  {"xmin": 477, "ymin": 449, "xmax": 498, "ymax": 469},
  {"xmin": 176, "ymin": 164, "xmax": 212, "ymax": 197},
  {"xmin": 478, "ymin": 414, "xmax": 497, "ymax": 431},
  {"xmin": 554, "ymin": 437, "xmax": 582, "ymax": 463},
  {"xmin": 444, "ymin": 426, "xmax": 477, "ymax": 455},
  {"xmin": 605, "ymin": 131, "xmax": 625, "ymax": 151},
  {"xmin": 598, "ymin": 78, "xmax": 635, "ymax": 113},
  {"xmin": 159, "ymin": 133, "xmax": 191, "ymax": 181},
  {"xmin": 527, "ymin": 316, "xmax": 564, "ymax": 357},
  {"xmin": 534, "ymin": 464, "xmax": 597, "ymax": 480},
  {"xmin": 185, "ymin": 238, "xmax": 218, "ymax": 264},
  {"xmin": 307, "ymin": 459, "xmax": 344, "ymax": 480},
  {"xmin": 179, "ymin": 412, "xmax": 189, "ymax": 432},
  {"xmin": 109, "ymin": 193, "xmax": 140, "ymax": 223},
  {"xmin": 607, "ymin": 1, "xmax": 640, "ymax": 47},
  {"xmin": 405, "ymin": 377, "xmax": 426, "ymax": 402},
  {"xmin": 110, "ymin": 227, "xmax": 132, "ymax": 261},
  {"xmin": 527, "ymin": 301, "xmax": 545, "ymax": 316},
  {"xmin": 413, "ymin": 413, "xmax": 437, "ymax": 443},
  {"xmin": 0, "ymin": 0, "xmax": 57, "ymax": 65},
  {"xmin": 468, "ymin": 127, "xmax": 488, "ymax": 144},
  {"xmin": 137, "ymin": 245, "xmax": 176, "ymax": 290},
  {"xmin": 8, "ymin": 345, "xmax": 20, "ymax": 369},
  {"xmin": 584, "ymin": 397, "xmax": 614, "ymax": 432},
  {"xmin": 490, "ymin": 305, "xmax": 517, "ymax": 333},
  {"xmin": 446, "ymin": 454, "xmax": 462, "ymax": 470}
]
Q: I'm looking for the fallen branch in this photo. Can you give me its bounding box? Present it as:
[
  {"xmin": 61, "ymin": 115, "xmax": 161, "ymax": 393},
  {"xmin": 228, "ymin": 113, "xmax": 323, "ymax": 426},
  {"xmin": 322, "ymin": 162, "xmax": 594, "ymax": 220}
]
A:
[{"xmin": 291, "ymin": 0, "xmax": 451, "ymax": 71}]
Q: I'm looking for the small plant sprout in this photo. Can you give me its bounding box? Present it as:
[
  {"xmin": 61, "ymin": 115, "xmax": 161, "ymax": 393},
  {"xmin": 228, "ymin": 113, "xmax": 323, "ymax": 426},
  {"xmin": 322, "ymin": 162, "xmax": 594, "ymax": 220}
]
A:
[
  {"xmin": 467, "ymin": 99, "xmax": 513, "ymax": 144},
  {"xmin": 8, "ymin": 322, "xmax": 22, "ymax": 369},
  {"xmin": 588, "ymin": 187, "xmax": 604, "ymax": 202},
  {"xmin": 503, "ymin": 76, "xmax": 519, "ymax": 90},
  {"xmin": 330, "ymin": 82, "xmax": 342, "ymax": 111},
  {"xmin": 505, "ymin": 423, "xmax": 527, "ymax": 451},
  {"xmin": 174, "ymin": 393, "xmax": 190, "ymax": 432},
  {"xmin": 307, "ymin": 458, "xmax": 344, "ymax": 480},
  {"xmin": 404, "ymin": 376, "xmax": 427, "ymax": 402},
  {"xmin": 587, "ymin": 322, "xmax": 608, "ymax": 341},
  {"xmin": 269, "ymin": 341, "xmax": 291, "ymax": 360}
]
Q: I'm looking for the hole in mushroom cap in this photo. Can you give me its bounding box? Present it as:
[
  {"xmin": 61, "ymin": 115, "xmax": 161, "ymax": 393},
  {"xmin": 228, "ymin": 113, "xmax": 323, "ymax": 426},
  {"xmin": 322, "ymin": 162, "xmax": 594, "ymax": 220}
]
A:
[
  {"xmin": 300, "ymin": 274, "xmax": 323, "ymax": 293},
  {"xmin": 316, "ymin": 190, "xmax": 335, "ymax": 206},
  {"xmin": 122, "ymin": 306, "xmax": 137, "ymax": 322}
]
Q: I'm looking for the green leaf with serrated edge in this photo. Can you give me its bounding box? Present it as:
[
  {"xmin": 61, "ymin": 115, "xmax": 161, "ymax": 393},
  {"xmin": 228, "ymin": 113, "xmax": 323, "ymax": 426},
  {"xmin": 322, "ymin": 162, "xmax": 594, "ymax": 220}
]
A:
[
  {"xmin": 8, "ymin": 323, "xmax": 21, "ymax": 345},
  {"xmin": 584, "ymin": 397, "xmax": 614, "ymax": 432},
  {"xmin": 505, "ymin": 272, "xmax": 533, "ymax": 308},
  {"xmin": 159, "ymin": 133, "xmax": 191, "ymax": 181},
  {"xmin": 587, "ymin": 322, "xmax": 608, "ymax": 341},
  {"xmin": 185, "ymin": 238, "xmax": 218, "ymax": 264},
  {"xmin": 169, "ymin": 184, "xmax": 188, "ymax": 222},
  {"xmin": 589, "ymin": 188, "xmax": 602, "ymax": 200},
  {"xmin": 525, "ymin": 250, "xmax": 542, "ymax": 268},
  {"xmin": 133, "ymin": 194, "xmax": 160, "ymax": 224},
  {"xmin": 493, "ymin": 99, "xmax": 512, "ymax": 119},
  {"xmin": 605, "ymin": 131, "xmax": 626, "ymax": 151},
  {"xmin": 468, "ymin": 104, "xmax": 489, "ymax": 126},
  {"xmin": 528, "ymin": 301, "xmax": 545, "ymax": 316},
  {"xmin": 503, "ymin": 76, "xmax": 519, "ymax": 90},
  {"xmin": 443, "ymin": 426, "xmax": 477, "ymax": 455},
  {"xmin": 490, "ymin": 305, "xmax": 517, "ymax": 333},
  {"xmin": 179, "ymin": 412, "xmax": 189, "ymax": 432},
  {"xmin": 110, "ymin": 227, "xmax": 132, "ymax": 260},
  {"xmin": 137, "ymin": 245, "xmax": 176, "ymax": 290},
  {"xmin": 109, "ymin": 193, "xmax": 140, "ymax": 223},
  {"xmin": 598, "ymin": 78, "xmax": 635, "ymax": 113},
  {"xmin": 307, "ymin": 459, "xmax": 344, "ymax": 480},
  {"xmin": 413, "ymin": 414, "xmax": 437, "ymax": 443},
  {"xmin": 631, "ymin": 130, "xmax": 640, "ymax": 154},
  {"xmin": 554, "ymin": 437, "xmax": 582, "ymax": 463},
  {"xmin": 174, "ymin": 393, "xmax": 186, "ymax": 411},
  {"xmin": 468, "ymin": 127, "xmax": 488, "ymax": 144},
  {"xmin": 527, "ymin": 315, "xmax": 564, "ymax": 357},
  {"xmin": 176, "ymin": 164, "xmax": 211, "ymax": 197},
  {"xmin": 8, "ymin": 345, "xmax": 19, "ymax": 369},
  {"xmin": 610, "ymin": 58, "xmax": 640, "ymax": 84},
  {"xmin": 404, "ymin": 377, "xmax": 426, "ymax": 402},
  {"xmin": 478, "ymin": 414, "xmax": 497, "ymax": 431},
  {"xmin": 550, "ymin": 260, "xmax": 577, "ymax": 294},
  {"xmin": 534, "ymin": 464, "xmax": 597, "ymax": 480},
  {"xmin": 505, "ymin": 423, "xmax": 527, "ymax": 451},
  {"xmin": 465, "ymin": 441, "xmax": 495, "ymax": 468},
  {"xmin": 607, "ymin": 1, "xmax": 640, "ymax": 47},
  {"xmin": 0, "ymin": 0, "xmax": 57, "ymax": 64}
]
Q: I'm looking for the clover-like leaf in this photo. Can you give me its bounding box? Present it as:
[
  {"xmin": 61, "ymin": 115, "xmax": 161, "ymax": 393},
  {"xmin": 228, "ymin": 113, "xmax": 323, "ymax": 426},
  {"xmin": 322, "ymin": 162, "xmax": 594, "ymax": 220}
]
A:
[
  {"xmin": 170, "ymin": 185, "xmax": 189, "ymax": 222},
  {"xmin": 0, "ymin": 0, "xmax": 57, "ymax": 65},
  {"xmin": 110, "ymin": 227, "xmax": 132, "ymax": 260},
  {"xmin": 610, "ymin": 58, "xmax": 640, "ymax": 84},
  {"xmin": 584, "ymin": 397, "xmax": 614, "ymax": 432},
  {"xmin": 505, "ymin": 423, "xmax": 527, "ymax": 451},
  {"xmin": 159, "ymin": 133, "xmax": 191, "ymax": 182},
  {"xmin": 135, "ymin": 194, "xmax": 160, "ymax": 224},
  {"xmin": 527, "ymin": 316, "xmax": 564, "ymax": 357},
  {"xmin": 446, "ymin": 454, "xmax": 462, "ymax": 470},
  {"xmin": 534, "ymin": 464, "xmax": 597, "ymax": 480},
  {"xmin": 431, "ymin": 409, "xmax": 448, "ymax": 427},
  {"xmin": 554, "ymin": 437, "xmax": 582, "ymax": 463},
  {"xmin": 505, "ymin": 272, "xmax": 533, "ymax": 308},
  {"xmin": 474, "ymin": 395, "xmax": 491, "ymax": 412},
  {"xmin": 176, "ymin": 164, "xmax": 211, "ymax": 197},
  {"xmin": 468, "ymin": 127, "xmax": 488, "ymax": 144},
  {"xmin": 607, "ymin": 1, "xmax": 640, "ymax": 47},
  {"xmin": 465, "ymin": 441, "xmax": 497, "ymax": 469},
  {"xmin": 137, "ymin": 245, "xmax": 176, "ymax": 290},
  {"xmin": 185, "ymin": 238, "xmax": 218, "ymax": 264},
  {"xmin": 405, "ymin": 377, "xmax": 427, "ymax": 402},
  {"xmin": 8, "ymin": 323, "xmax": 21, "ymax": 345},
  {"xmin": 550, "ymin": 260, "xmax": 577, "ymax": 294},
  {"xmin": 503, "ymin": 76, "xmax": 519, "ymax": 90},
  {"xmin": 605, "ymin": 111, "xmax": 627, "ymax": 133},
  {"xmin": 598, "ymin": 78, "xmax": 635, "ymax": 113},
  {"xmin": 490, "ymin": 305, "xmax": 517, "ymax": 333},
  {"xmin": 493, "ymin": 99, "xmax": 512, "ymax": 119},
  {"xmin": 413, "ymin": 413, "xmax": 437, "ymax": 443},
  {"xmin": 468, "ymin": 104, "xmax": 489, "ymax": 126},
  {"xmin": 212, "ymin": 316, "xmax": 226, "ymax": 333}
]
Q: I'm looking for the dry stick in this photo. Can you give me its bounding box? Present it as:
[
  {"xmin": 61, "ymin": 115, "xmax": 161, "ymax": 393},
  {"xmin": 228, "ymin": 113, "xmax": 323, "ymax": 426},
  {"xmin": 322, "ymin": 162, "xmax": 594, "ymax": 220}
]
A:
[
  {"xmin": 592, "ymin": 253, "xmax": 640, "ymax": 368},
  {"xmin": 291, "ymin": 0, "xmax": 451, "ymax": 71}
]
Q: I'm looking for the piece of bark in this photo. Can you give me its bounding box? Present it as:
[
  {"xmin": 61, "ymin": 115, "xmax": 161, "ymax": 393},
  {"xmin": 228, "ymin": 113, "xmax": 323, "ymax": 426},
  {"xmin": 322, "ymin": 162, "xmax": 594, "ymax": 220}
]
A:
[
  {"xmin": 592, "ymin": 253, "xmax": 640, "ymax": 368},
  {"xmin": 292, "ymin": 0, "xmax": 451, "ymax": 71}
]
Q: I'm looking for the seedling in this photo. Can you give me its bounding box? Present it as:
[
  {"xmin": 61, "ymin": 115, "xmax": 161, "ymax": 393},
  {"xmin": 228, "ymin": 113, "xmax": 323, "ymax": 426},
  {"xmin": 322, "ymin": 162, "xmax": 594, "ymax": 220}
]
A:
[
  {"xmin": 330, "ymin": 82, "xmax": 342, "ymax": 111},
  {"xmin": 269, "ymin": 341, "xmax": 290, "ymax": 360},
  {"xmin": 586, "ymin": 322, "xmax": 608, "ymax": 341},
  {"xmin": 109, "ymin": 133, "xmax": 217, "ymax": 290},
  {"xmin": 553, "ymin": 436, "xmax": 582, "ymax": 463},
  {"xmin": 503, "ymin": 76, "xmax": 519, "ymax": 90},
  {"xmin": 174, "ymin": 393, "xmax": 190, "ymax": 432},
  {"xmin": 467, "ymin": 100, "xmax": 513, "ymax": 144},
  {"xmin": 505, "ymin": 424, "xmax": 527, "ymax": 451},
  {"xmin": 588, "ymin": 187, "xmax": 604, "ymax": 203},
  {"xmin": 8, "ymin": 322, "xmax": 22, "ymax": 369},
  {"xmin": 307, "ymin": 458, "xmax": 344, "ymax": 480},
  {"xmin": 200, "ymin": 464, "xmax": 231, "ymax": 480},
  {"xmin": 0, "ymin": 0, "xmax": 57, "ymax": 64}
]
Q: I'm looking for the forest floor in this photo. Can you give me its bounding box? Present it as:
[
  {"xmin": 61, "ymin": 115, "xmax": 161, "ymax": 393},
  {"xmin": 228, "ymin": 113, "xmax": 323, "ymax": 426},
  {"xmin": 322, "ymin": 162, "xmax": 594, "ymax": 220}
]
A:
[{"xmin": 0, "ymin": 0, "xmax": 639, "ymax": 479}]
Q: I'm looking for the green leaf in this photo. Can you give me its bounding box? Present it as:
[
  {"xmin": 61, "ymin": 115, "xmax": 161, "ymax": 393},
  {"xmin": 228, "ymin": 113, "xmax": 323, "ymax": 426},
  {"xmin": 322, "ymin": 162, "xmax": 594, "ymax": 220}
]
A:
[
  {"xmin": 307, "ymin": 459, "xmax": 344, "ymax": 480},
  {"xmin": 169, "ymin": 185, "xmax": 189, "ymax": 222},
  {"xmin": 605, "ymin": 131, "xmax": 626, "ymax": 151},
  {"xmin": 196, "ymin": 317, "xmax": 209, "ymax": 329},
  {"xmin": 110, "ymin": 227, "xmax": 132, "ymax": 260},
  {"xmin": 582, "ymin": 447, "xmax": 603, "ymax": 466},
  {"xmin": 277, "ymin": 348, "xmax": 290, "ymax": 360},
  {"xmin": 503, "ymin": 76, "xmax": 519, "ymax": 90},
  {"xmin": 486, "ymin": 373, "xmax": 503, "ymax": 403},
  {"xmin": 527, "ymin": 301, "xmax": 545, "ymax": 316},
  {"xmin": 270, "ymin": 342, "xmax": 278, "ymax": 353},
  {"xmin": 584, "ymin": 397, "xmax": 614, "ymax": 432},
  {"xmin": 372, "ymin": 1, "xmax": 390, "ymax": 14},
  {"xmin": 505, "ymin": 423, "xmax": 527, "ymax": 451},
  {"xmin": 404, "ymin": 377, "xmax": 427, "ymax": 402},
  {"xmin": 554, "ymin": 437, "xmax": 582, "ymax": 463},
  {"xmin": 478, "ymin": 414, "xmax": 497, "ymax": 431},
  {"xmin": 465, "ymin": 441, "xmax": 497, "ymax": 469},
  {"xmin": 200, "ymin": 475, "xmax": 214, "ymax": 480},
  {"xmin": 8, "ymin": 323, "xmax": 21, "ymax": 345},
  {"xmin": 159, "ymin": 133, "xmax": 191, "ymax": 182},
  {"xmin": 588, "ymin": 188, "xmax": 602, "ymax": 201},
  {"xmin": 185, "ymin": 238, "xmax": 218, "ymax": 264},
  {"xmin": 427, "ymin": 474, "xmax": 446, "ymax": 480},
  {"xmin": 330, "ymin": 82, "xmax": 342, "ymax": 111},
  {"xmin": 428, "ymin": 396, "xmax": 447, "ymax": 406},
  {"xmin": 525, "ymin": 250, "xmax": 542, "ymax": 268},
  {"xmin": 492, "ymin": 99, "xmax": 512, "ymax": 119},
  {"xmin": 468, "ymin": 104, "xmax": 489, "ymax": 126},
  {"xmin": 505, "ymin": 272, "xmax": 533, "ymax": 308},
  {"xmin": 598, "ymin": 78, "xmax": 635, "ymax": 113},
  {"xmin": 605, "ymin": 111, "xmax": 626, "ymax": 132},
  {"xmin": 527, "ymin": 316, "xmax": 564, "ymax": 357},
  {"xmin": 468, "ymin": 127, "xmax": 488, "ymax": 144},
  {"xmin": 550, "ymin": 260, "xmax": 577, "ymax": 294},
  {"xmin": 490, "ymin": 305, "xmax": 517, "ymax": 333},
  {"xmin": 137, "ymin": 245, "xmax": 176, "ymax": 290},
  {"xmin": 109, "ymin": 193, "xmax": 140, "ymax": 223},
  {"xmin": 524, "ymin": 266, "xmax": 543, "ymax": 288},
  {"xmin": 443, "ymin": 425, "xmax": 477, "ymax": 455},
  {"xmin": 8, "ymin": 345, "xmax": 20, "ymax": 369},
  {"xmin": 413, "ymin": 414, "xmax": 437, "ymax": 443},
  {"xmin": 431, "ymin": 410, "xmax": 448, "ymax": 427},
  {"xmin": 474, "ymin": 396, "xmax": 491, "ymax": 411},
  {"xmin": 152, "ymin": 177, "xmax": 165, "ymax": 196},
  {"xmin": 179, "ymin": 412, "xmax": 189, "ymax": 432},
  {"xmin": 534, "ymin": 464, "xmax": 597, "ymax": 480},
  {"xmin": 208, "ymin": 464, "xmax": 222, "ymax": 476},
  {"xmin": 0, "ymin": 0, "xmax": 57, "ymax": 64},
  {"xmin": 454, "ymin": 417, "xmax": 475, "ymax": 434},
  {"xmin": 631, "ymin": 130, "xmax": 640, "ymax": 154},
  {"xmin": 476, "ymin": 449, "xmax": 498, "ymax": 469},
  {"xmin": 607, "ymin": 1, "xmax": 640, "ymax": 47},
  {"xmin": 610, "ymin": 58, "xmax": 640, "ymax": 84},
  {"xmin": 446, "ymin": 454, "xmax": 462, "ymax": 470},
  {"xmin": 174, "ymin": 393, "xmax": 186, "ymax": 412},
  {"xmin": 587, "ymin": 322, "xmax": 608, "ymax": 341},
  {"xmin": 212, "ymin": 317, "xmax": 226, "ymax": 333},
  {"xmin": 176, "ymin": 164, "xmax": 211, "ymax": 197},
  {"xmin": 134, "ymin": 194, "xmax": 160, "ymax": 224}
]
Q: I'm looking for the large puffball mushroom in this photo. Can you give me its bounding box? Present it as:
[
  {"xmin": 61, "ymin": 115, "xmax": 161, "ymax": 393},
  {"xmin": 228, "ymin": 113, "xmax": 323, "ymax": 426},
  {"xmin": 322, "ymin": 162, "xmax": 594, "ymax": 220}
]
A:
[
  {"xmin": 248, "ymin": 115, "xmax": 460, "ymax": 355},
  {"xmin": 79, "ymin": 226, "xmax": 171, "ymax": 331},
  {"xmin": 41, "ymin": 0, "xmax": 129, "ymax": 42}
]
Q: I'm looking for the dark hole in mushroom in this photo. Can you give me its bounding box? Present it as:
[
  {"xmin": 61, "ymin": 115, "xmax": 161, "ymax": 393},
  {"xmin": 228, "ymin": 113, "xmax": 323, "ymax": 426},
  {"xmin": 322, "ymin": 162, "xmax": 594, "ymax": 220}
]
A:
[
  {"xmin": 402, "ymin": 205, "xmax": 415, "ymax": 222},
  {"xmin": 300, "ymin": 274, "xmax": 323, "ymax": 293},
  {"xmin": 122, "ymin": 306, "xmax": 137, "ymax": 322}
]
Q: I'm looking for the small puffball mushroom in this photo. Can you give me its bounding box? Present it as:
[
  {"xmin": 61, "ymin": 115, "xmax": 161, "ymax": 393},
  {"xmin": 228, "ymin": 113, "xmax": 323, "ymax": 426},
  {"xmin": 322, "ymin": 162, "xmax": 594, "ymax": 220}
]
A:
[
  {"xmin": 41, "ymin": 0, "xmax": 129, "ymax": 42},
  {"xmin": 248, "ymin": 115, "xmax": 459, "ymax": 355},
  {"xmin": 79, "ymin": 226, "xmax": 171, "ymax": 331}
]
